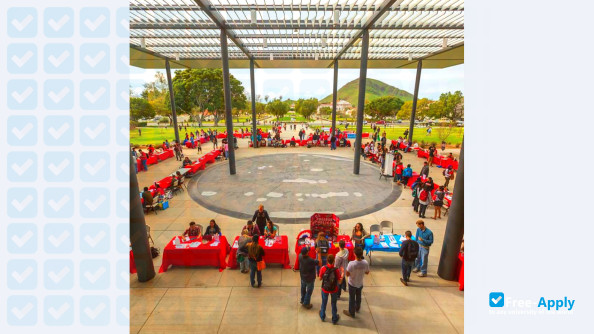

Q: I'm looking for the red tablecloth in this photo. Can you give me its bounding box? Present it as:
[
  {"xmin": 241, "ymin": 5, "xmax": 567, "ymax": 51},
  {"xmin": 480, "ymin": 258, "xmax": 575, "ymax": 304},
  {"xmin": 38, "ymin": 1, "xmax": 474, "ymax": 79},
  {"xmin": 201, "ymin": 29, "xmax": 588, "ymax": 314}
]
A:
[
  {"xmin": 147, "ymin": 155, "xmax": 158, "ymax": 165},
  {"xmin": 159, "ymin": 235, "xmax": 231, "ymax": 272},
  {"xmin": 130, "ymin": 250, "xmax": 137, "ymax": 274},
  {"xmin": 188, "ymin": 160, "xmax": 206, "ymax": 173},
  {"xmin": 227, "ymin": 235, "xmax": 291, "ymax": 269},
  {"xmin": 293, "ymin": 235, "xmax": 355, "ymax": 270},
  {"xmin": 157, "ymin": 150, "xmax": 173, "ymax": 160}
]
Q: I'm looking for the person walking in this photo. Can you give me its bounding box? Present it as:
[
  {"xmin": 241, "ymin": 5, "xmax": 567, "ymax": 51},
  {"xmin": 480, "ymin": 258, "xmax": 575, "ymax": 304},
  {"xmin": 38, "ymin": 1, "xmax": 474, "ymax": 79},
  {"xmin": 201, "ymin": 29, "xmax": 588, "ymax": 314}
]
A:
[
  {"xmin": 398, "ymin": 230, "xmax": 419, "ymax": 286},
  {"xmin": 402, "ymin": 164, "xmax": 413, "ymax": 188},
  {"xmin": 237, "ymin": 229, "xmax": 251, "ymax": 274},
  {"xmin": 196, "ymin": 141, "xmax": 202, "ymax": 154},
  {"xmin": 174, "ymin": 141, "xmax": 182, "ymax": 161},
  {"xmin": 334, "ymin": 240, "xmax": 349, "ymax": 299},
  {"xmin": 251, "ymin": 205, "xmax": 271, "ymax": 236},
  {"xmin": 318, "ymin": 254, "xmax": 342, "ymax": 325},
  {"xmin": 428, "ymin": 144, "xmax": 436, "ymax": 166},
  {"xmin": 342, "ymin": 247, "xmax": 369, "ymax": 318},
  {"xmin": 413, "ymin": 220, "xmax": 434, "ymax": 277},
  {"xmin": 299, "ymin": 247, "xmax": 317, "ymax": 309},
  {"xmin": 248, "ymin": 234, "xmax": 265, "ymax": 287},
  {"xmin": 443, "ymin": 165, "xmax": 454, "ymax": 188}
]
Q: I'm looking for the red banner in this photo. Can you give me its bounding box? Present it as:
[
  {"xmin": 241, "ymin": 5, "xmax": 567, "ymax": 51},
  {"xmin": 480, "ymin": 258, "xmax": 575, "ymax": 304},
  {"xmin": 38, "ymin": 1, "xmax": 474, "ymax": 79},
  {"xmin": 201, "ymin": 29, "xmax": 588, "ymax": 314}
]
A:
[{"xmin": 310, "ymin": 213, "xmax": 339, "ymax": 238}]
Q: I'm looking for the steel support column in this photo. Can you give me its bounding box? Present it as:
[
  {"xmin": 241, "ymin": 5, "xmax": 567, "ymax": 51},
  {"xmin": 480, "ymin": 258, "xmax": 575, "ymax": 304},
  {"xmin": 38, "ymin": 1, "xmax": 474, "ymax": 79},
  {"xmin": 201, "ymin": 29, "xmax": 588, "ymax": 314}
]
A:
[
  {"xmin": 250, "ymin": 58, "xmax": 257, "ymax": 148},
  {"xmin": 165, "ymin": 59, "xmax": 180, "ymax": 143},
  {"xmin": 130, "ymin": 154, "xmax": 155, "ymax": 282},
  {"xmin": 331, "ymin": 60, "xmax": 339, "ymax": 136},
  {"xmin": 353, "ymin": 29, "xmax": 369, "ymax": 175},
  {"xmin": 220, "ymin": 29, "xmax": 236, "ymax": 175},
  {"xmin": 438, "ymin": 139, "xmax": 464, "ymax": 280},
  {"xmin": 408, "ymin": 60, "xmax": 422, "ymax": 145}
]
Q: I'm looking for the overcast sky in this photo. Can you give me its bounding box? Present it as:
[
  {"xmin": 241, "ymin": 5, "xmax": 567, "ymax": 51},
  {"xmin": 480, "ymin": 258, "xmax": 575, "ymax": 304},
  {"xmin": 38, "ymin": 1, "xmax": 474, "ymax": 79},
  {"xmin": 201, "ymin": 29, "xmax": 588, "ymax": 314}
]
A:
[{"xmin": 130, "ymin": 64, "xmax": 463, "ymax": 101}]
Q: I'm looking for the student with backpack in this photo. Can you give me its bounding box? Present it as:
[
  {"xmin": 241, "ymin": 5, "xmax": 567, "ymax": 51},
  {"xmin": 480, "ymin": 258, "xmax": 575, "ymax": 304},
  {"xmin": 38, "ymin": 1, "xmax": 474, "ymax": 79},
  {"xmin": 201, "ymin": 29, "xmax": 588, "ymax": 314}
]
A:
[
  {"xmin": 418, "ymin": 185, "xmax": 431, "ymax": 218},
  {"xmin": 318, "ymin": 254, "xmax": 342, "ymax": 325},
  {"xmin": 342, "ymin": 247, "xmax": 370, "ymax": 319},
  {"xmin": 399, "ymin": 230, "xmax": 419, "ymax": 286}
]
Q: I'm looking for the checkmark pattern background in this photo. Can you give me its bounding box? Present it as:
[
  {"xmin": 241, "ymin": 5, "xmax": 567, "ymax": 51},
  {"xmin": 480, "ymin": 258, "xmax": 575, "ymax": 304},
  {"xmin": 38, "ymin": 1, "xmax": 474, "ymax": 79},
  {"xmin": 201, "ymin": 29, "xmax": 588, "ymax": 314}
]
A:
[{"xmin": 2, "ymin": 1, "xmax": 129, "ymax": 331}]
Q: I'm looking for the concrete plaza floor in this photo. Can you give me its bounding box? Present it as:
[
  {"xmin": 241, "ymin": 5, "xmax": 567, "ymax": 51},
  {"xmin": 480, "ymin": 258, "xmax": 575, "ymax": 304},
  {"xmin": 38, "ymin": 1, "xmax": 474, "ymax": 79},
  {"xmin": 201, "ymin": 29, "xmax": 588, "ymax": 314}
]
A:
[{"xmin": 131, "ymin": 131, "xmax": 463, "ymax": 334}]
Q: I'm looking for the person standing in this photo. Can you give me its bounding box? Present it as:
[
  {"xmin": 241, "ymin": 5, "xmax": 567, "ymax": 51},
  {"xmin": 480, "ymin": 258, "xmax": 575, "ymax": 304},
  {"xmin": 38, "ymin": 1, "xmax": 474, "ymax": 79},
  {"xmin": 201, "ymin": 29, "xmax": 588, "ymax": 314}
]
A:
[
  {"xmin": 428, "ymin": 144, "xmax": 436, "ymax": 166},
  {"xmin": 224, "ymin": 141, "xmax": 229, "ymax": 160},
  {"xmin": 432, "ymin": 186, "xmax": 445, "ymax": 220},
  {"xmin": 315, "ymin": 232, "xmax": 330, "ymax": 276},
  {"xmin": 252, "ymin": 205, "xmax": 271, "ymax": 235},
  {"xmin": 443, "ymin": 165, "xmax": 454, "ymax": 188},
  {"xmin": 138, "ymin": 128, "xmax": 141, "ymax": 136},
  {"xmin": 393, "ymin": 161, "xmax": 404, "ymax": 184},
  {"xmin": 318, "ymin": 254, "xmax": 342, "ymax": 325},
  {"xmin": 334, "ymin": 240, "xmax": 349, "ymax": 299},
  {"xmin": 411, "ymin": 177, "xmax": 422, "ymax": 213},
  {"xmin": 342, "ymin": 247, "xmax": 369, "ymax": 318},
  {"xmin": 139, "ymin": 149, "xmax": 148, "ymax": 171},
  {"xmin": 398, "ymin": 230, "xmax": 419, "ymax": 286},
  {"xmin": 197, "ymin": 141, "xmax": 202, "ymax": 154},
  {"xmin": 237, "ymin": 229, "xmax": 251, "ymax": 274},
  {"xmin": 248, "ymin": 235, "xmax": 265, "ymax": 287},
  {"xmin": 420, "ymin": 161, "xmax": 430, "ymax": 179},
  {"xmin": 330, "ymin": 134, "xmax": 337, "ymax": 150},
  {"xmin": 418, "ymin": 184, "xmax": 430, "ymax": 218},
  {"xmin": 413, "ymin": 220, "xmax": 434, "ymax": 277},
  {"xmin": 299, "ymin": 247, "xmax": 317, "ymax": 309},
  {"xmin": 380, "ymin": 132, "xmax": 387, "ymax": 149},
  {"xmin": 441, "ymin": 140, "xmax": 446, "ymax": 151},
  {"xmin": 402, "ymin": 164, "xmax": 413, "ymax": 188},
  {"xmin": 403, "ymin": 128, "xmax": 408, "ymax": 140},
  {"xmin": 174, "ymin": 141, "xmax": 182, "ymax": 161}
]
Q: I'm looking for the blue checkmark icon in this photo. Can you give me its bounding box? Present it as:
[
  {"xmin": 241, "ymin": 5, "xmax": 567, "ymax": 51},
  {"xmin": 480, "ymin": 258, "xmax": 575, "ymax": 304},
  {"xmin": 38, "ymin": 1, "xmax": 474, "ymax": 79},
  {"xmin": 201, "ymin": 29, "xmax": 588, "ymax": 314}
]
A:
[{"xmin": 489, "ymin": 292, "xmax": 504, "ymax": 307}]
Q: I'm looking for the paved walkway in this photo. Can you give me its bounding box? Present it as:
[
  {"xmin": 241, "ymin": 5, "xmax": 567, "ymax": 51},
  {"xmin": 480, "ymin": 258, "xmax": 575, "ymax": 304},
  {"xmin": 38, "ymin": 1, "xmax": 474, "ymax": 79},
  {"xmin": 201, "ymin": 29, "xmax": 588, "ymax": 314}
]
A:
[{"xmin": 131, "ymin": 135, "xmax": 463, "ymax": 334}]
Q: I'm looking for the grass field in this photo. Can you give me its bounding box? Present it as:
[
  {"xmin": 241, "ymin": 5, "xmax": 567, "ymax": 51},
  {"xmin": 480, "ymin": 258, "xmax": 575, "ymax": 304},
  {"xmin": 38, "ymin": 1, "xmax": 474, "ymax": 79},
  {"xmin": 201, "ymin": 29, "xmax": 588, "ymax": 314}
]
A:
[
  {"xmin": 130, "ymin": 126, "xmax": 274, "ymax": 146},
  {"xmin": 319, "ymin": 124, "xmax": 464, "ymax": 145}
]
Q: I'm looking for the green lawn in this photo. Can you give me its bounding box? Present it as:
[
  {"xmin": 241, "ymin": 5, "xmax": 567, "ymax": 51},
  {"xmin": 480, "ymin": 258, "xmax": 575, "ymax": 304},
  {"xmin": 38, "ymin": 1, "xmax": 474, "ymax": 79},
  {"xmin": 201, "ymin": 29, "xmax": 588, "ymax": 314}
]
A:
[
  {"xmin": 131, "ymin": 126, "xmax": 273, "ymax": 146},
  {"xmin": 353, "ymin": 125, "xmax": 464, "ymax": 145}
]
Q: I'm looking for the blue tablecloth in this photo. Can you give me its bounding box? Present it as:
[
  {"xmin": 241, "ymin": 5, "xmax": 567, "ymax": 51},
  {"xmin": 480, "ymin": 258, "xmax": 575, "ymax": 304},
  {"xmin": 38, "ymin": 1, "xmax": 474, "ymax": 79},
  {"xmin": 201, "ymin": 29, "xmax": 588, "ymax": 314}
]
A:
[{"xmin": 364, "ymin": 234, "xmax": 417, "ymax": 256}]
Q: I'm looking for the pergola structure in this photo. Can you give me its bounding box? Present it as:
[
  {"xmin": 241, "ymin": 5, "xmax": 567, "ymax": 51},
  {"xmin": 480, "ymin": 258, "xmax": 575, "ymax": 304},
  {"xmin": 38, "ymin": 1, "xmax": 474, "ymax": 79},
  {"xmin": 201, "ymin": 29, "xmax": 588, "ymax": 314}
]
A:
[{"xmin": 129, "ymin": 0, "xmax": 464, "ymax": 283}]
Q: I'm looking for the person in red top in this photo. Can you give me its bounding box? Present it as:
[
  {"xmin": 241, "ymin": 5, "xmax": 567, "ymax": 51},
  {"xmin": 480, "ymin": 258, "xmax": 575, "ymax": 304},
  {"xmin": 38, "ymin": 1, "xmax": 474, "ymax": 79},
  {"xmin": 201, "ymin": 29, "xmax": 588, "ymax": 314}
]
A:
[
  {"xmin": 318, "ymin": 254, "xmax": 342, "ymax": 325},
  {"xmin": 148, "ymin": 145, "xmax": 155, "ymax": 156},
  {"xmin": 394, "ymin": 161, "xmax": 404, "ymax": 184},
  {"xmin": 139, "ymin": 150, "xmax": 148, "ymax": 171}
]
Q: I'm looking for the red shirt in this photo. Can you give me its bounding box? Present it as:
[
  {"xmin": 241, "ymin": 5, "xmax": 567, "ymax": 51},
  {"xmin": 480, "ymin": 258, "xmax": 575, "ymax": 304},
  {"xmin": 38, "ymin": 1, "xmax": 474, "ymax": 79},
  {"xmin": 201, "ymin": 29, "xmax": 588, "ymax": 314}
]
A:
[
  {"xmin": 396, "ymin": 165, "xmax": 403, "ymax": 175},
  {"xmin": 319, "ymin": 264, "xmax": 342, "ymax": 294}
]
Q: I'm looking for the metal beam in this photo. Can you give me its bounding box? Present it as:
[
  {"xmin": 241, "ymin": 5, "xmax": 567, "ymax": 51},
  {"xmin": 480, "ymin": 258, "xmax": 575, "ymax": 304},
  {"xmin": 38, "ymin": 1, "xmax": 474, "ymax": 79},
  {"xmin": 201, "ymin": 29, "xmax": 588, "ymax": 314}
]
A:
[
  {"xmin": 193, "ymin": 0, "xmax": 258, "ymax": 67},
  {"xmin": 130, "ymin": 23, "xmax": 463, "ymax": 30},
  {"xmin": 353, "ymin": 29, "xmax": 369, "ymax": 175},
  {"xmin": 130, "ymin": 5, "xmax": 464, "ymax": 12},
  {"xmin": 331, "ymin": 0, "xmax": 397, "ymax": 66},
  {"xmin": 331, "ymin": 60, "xmax": 338, "ymax": 136},
  {"xmin": 144, "ymin": 42, "xmax": 455, "ymax": 49},
  {"xmin": 220, "ymin": 29, "xmax": 236, "ymax": 175},
  {"xmin": 165, "ymin": 59, "xmax": 181, "ymax": 144},
  {"xmin": 438, "ymin": 140, "xmax": 464, "ymax": 281},
  {"xmin": 129, "ymin": 43, "xmax": 188, "ymax": 68},
  {"xmin": 129, "ymin": 154, "xmax": 155, "ymax": 282},
  {"xmin": 407, "ymin": 60, "xmax": 422, "ymax": 145},
  {"xmin": 131, "ymin": 34, "xmax": 464, "ymax": 40},
  {"xmin": 250, "ymin": 58, "xmax": 257, "ymax": 149}
]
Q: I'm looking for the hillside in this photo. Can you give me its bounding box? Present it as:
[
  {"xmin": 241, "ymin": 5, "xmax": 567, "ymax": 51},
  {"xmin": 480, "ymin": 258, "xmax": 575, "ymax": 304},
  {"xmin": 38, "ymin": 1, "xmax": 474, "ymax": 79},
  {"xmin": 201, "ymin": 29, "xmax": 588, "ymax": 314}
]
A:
[{"xmin": 320, "ymin": 78, "xmax": 414, "ymax": 107}]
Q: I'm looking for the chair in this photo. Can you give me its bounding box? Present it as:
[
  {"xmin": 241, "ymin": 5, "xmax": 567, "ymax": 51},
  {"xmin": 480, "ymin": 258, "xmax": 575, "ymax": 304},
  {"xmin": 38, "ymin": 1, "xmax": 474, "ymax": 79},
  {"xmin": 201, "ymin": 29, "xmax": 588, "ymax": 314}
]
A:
[
  {"xmin": 380, "ymin": 221, "xmax": 394, "ymax": 234},
  {"xmin": 369, "ymin": 224, "xmax": 381, "ymax": 235},
  {"xmin": 196, "ymin": 224, "xmax": 204, "ymax": 237},
  {"xmin": 143, "ymin": 199, "xmax": 157, "ymax": 215},
  {"xmin": 443, "ymin": 204, "xmax": 450, "ymax": 216},
  {"xmin": 274, "ymin": 223, "xmax": 280, "ymax": 236}
]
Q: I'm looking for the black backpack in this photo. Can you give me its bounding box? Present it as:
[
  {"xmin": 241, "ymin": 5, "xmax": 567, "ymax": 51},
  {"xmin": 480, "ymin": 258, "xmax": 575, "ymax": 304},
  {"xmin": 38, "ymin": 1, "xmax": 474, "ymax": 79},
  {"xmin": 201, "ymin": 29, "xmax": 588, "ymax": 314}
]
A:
[
  {"xmin": 151, "ymin": 246, "xmax": 160, "ymax": 258},
  {"xmin": 405, "ymin": 240, "xmax": 419, "ymax": 262},
  {"xmin": 322, "ymin": 266, "xmax": 338, "ymax": 291}
]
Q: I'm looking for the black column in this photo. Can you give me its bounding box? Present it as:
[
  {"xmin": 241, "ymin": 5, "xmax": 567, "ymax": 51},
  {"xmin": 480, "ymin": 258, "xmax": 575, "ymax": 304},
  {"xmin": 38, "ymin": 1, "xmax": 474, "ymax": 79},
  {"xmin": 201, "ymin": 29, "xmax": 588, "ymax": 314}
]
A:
[
  {"xmin": 129, "ymin": 154, "xmax": 155, "ymax": 282},
  {"xmin": 353, "ymin": 29, "xmax": 369, "ymax": 175},
  {"xmin": 331, "ymin": 60, "xmax": 339, "ymax": 136},
  {"xmin": 165, "ymin": 59, "xmax": 180, "ymax": 144},
  {"xmin": 408, "ymin": 60, "xmax": 422, "ymax": 145},
  {"xmin": 250, "ymin": 57, "xmax": 257, "ymax": 148},
  {"xmin": 438, "ymin": 139, "xmax": 464, "ymax": 280},
  {"xmin": 220, "ymin": 29, "xmax": 236, "ymax": 175}
]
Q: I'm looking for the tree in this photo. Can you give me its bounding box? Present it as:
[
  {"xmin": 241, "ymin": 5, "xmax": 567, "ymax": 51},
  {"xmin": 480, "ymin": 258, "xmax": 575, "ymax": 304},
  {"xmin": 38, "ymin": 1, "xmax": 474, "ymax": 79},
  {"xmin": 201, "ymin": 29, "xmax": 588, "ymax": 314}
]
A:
[
  {"xmin": 397, "ymin": 98, "xmax": 431, "ymax": 121},
  {"xmin": 439, "ymin": 91, "xmax": 464, "ymax": 121},
  {"xmin": 365, "ymin": 96, "xmax": 404, "ymax": 123},
  {"xmin": 255, "ymin": 102, "xmax": 266, "ymax": 118},
  {"xmin": 130, "ymin": 97, "xmax": 155, "ymax": 120},
  {"xmin": 265, "ymin": 98, "xmax": 289, "ymax": 121},
  {"xmin": 142, "ymin": 72, "xmax": 172, "ymax": 124},
  {"xmin": 295, "ymin": 98, "xmax": 318, "ymax": 120},
  {"xmin": 319, "ymin": 106, "xmax": 332, "ymax": 116},
  {"xmin": 169, "ymin": 68, "xmax": 247, "ymax": 127}
]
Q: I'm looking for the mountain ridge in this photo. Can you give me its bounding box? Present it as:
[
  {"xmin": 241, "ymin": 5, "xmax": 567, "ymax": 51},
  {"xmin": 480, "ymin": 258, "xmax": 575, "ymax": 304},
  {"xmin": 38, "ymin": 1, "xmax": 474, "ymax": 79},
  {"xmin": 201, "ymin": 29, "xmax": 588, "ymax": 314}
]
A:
[{"xmin": 320, "ymin": 78, "xmax": 414, "ymax": 107}]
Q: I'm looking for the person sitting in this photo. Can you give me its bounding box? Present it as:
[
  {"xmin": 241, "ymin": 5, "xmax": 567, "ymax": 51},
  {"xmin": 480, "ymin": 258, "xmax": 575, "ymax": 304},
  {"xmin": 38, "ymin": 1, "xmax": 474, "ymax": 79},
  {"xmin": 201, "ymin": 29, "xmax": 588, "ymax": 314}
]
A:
[
  {"xmin": 183, "ymin": 221, "xmax": 202, "ymax": 238},
  {"xmin": 141, "ymin": 187, "xmax": 153, "ymax": 207},
  {"xmin": 182, "ymin": 157, "xmax": 192, "ymax": 167},
  {"xmin": 264, "ymin": 221, "xmax": 278, "ymax": 239},
  {"xmin": 447, "ymin": 152, "xmax": 455, "ymax": 160},
  {"xmin": 153, "ymin": 183, "xmax": 165, "ymax": 201},
  {"xmin": 351, "ymin": 223, "xmax": 369, "ymax": 249},
  {"xmin": 290, "ymin": 136, "xmax": 296, "ymax": 147},
  {"xmin": 204, "ymin": 219, "xmax": 221, "ymax": 236},
  {"xmin": 242, "ymin": 220, "xmax": 261, "ymax": 237}
]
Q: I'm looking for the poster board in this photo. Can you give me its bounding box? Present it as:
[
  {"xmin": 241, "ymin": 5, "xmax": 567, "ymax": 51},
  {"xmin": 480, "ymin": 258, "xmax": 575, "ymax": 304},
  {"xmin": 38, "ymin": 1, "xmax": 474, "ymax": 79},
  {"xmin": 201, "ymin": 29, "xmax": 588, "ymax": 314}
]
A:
[{"xmin": 310, "ymin": 213, "xmax": 339, "ymax": 239}]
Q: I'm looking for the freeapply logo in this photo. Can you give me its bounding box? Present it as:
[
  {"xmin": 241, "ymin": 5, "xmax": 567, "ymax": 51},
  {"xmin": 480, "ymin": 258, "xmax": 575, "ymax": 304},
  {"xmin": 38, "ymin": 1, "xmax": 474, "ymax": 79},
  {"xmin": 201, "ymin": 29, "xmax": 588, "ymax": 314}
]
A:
[{"xmin": 489, "ymin": 292, "xmax": 575, "ymax": 315}]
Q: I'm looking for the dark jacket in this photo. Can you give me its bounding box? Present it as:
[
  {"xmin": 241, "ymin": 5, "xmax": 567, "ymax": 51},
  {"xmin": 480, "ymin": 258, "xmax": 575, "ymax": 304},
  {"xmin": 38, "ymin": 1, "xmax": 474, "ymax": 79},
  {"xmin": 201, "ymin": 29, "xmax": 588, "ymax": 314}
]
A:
[
  {"xmin": 248, "ymin": 245, "xmax": 265, "ymax": 263},
  {"xmin": 299, "ymin": 254, "xmax": 318, "ymax": 283},
  {"xmin": 252, "ymin": 210, "xmax": 270, "ymax": 233},
  {"xmin": 420, "ymin": 165, "xmax": 430, "ymax": 177},
  {"xmin": 399, "ymin": 239, "xmax": 419, "ymax": 262}
]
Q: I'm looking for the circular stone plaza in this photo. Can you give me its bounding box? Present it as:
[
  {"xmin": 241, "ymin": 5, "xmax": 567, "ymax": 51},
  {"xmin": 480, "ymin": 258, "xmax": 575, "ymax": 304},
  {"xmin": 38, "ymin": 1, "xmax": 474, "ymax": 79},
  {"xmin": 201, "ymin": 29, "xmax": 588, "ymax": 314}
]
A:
[{"xmin": 131, "ymin": 131, "xmax": 463, "ymax": 334}]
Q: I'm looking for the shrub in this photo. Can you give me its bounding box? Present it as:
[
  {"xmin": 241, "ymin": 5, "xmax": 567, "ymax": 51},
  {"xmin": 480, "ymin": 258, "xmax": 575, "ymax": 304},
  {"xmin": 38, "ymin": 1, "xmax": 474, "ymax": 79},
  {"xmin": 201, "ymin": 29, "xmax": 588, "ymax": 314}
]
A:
[
  {"xmin": 137, "ymin": 122, "xmax": 147, "ymax": 127},
  {"xmin": 158, "ymin": 118, "xmax": 169, "ymax": 124}
]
